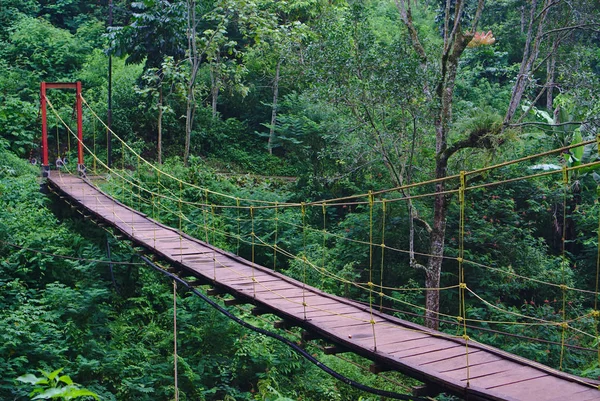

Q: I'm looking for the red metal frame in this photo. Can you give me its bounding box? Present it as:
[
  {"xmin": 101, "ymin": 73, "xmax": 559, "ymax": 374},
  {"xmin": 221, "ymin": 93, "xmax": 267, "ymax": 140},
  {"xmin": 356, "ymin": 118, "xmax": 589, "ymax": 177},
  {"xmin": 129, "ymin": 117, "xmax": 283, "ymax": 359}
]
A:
[{"xmin": 40, "ymin": 81, "xmax": 84, "ymax": 176}]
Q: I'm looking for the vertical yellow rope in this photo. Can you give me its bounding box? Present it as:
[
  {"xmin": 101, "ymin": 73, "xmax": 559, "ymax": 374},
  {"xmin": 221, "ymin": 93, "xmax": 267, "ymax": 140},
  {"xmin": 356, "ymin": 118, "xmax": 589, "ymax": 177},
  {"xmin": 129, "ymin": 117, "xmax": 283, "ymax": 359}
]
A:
[
  {"xmin": 273, "ymin": 201, "xmax": 279, "ymax": 271},
  {"xmin": 121, "ymin": 168, "xmax": 125, "ymax": 207},
  {"xmin": 202, "ymin": 189, "xmax": 210, "ymax": 244},
  {"xmin": 173, "ymin": 280, "xmax": 179, "ymax": 401},
  {"xmin": 137, "ymin": 156, "xmax": 141, "ymax": 211},
  {"xmin": 156, "ymin": 170, "xmax": 161, "ymax": 222},
  {"xmin": 151, "ymin": 183, "xmax": 157, "ymax": 214},
  {"xmin": 458, "ymin": 171, "xmax": 470, "ymax": 386},
  {"xmin": 369, "ymin": 192, "xmax": 373, "ymax": 287},
  {"xmin": 130, "ymin": 167, "xmax": 135, "ymax": 234},
  {"xmin": 203, "ymin": 189, "xmax": 210, "ymax": 244},
  {"xmin": 67, "ymin": 115, "xmax": 71, "ymax": 157},
  {"xmin": 151, "ymin": 193, "xmax": 157, "ymax": 248},
  {"xmin": 178, "ymin": 181, "xmax": 183, "ymax": 263},
  {"xmin": 92, "ymin": 119, "xmax": 97, "ymax": 173},
  {"xmin": 56, "ymin": 118, "xmax": 60, "ymax": 164},
  {"xmin": 130, "ymin": 161, "xmax": 135, "ymax": 222},
  {"xmin": 368, "ymin": 191, "xmax": 377, "ymax": 351},
  {"xmin": 251, "ymin": 206, "xmax": 256, "ymax": 298},
  {"xmin": 595, "ymin": 136, "xmax": 600, "ymax": 366},
  {"xmin": 211, "ymin": 204, "xmax": 216, "ymax": 246},
  {"xmin": 559, "ymin": 165, "xmax": 569, "ymax": 370},
  {"xmin": 121, "ymin": 141, "xmax": 125, "ymax": 170},
  {"xmin": 301, "ymin": 202, "xmax": 307, "ymax": 320},
  {"xmin": 321, "ymin": 203, "xmax": 327, "ymax": 287},
  {"xmin": 595, "ymin": 195, "xmax": 600, "ymax": 366},
  {"xmin": 204, "ymin": 189, "xmax": 215, "ymax": 281},
  {"xmin": 236, "ymin": 198, "xmax": 241, "ymax": 256},
  {"xmin": 379, "ymin": 200, "xmax": 386, "ymax": 312}
]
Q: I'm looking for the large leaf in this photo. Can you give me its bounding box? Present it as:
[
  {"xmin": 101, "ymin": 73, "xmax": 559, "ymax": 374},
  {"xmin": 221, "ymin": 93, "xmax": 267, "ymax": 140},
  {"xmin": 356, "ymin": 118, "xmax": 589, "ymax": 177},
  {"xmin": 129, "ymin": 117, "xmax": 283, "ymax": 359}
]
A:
[
  {"xmin": 32, "ymin": 387, "xmax": 66, "ymax": 399},
  {"xmin": 45, "ymin": 368, "xmax": 64, "ymax": 382},
  {"xmin": 58, "ymin": 375, "xmax": 74, "ymax": 386},
  {"xmin": 571, "ymin": 128, "xmax": 584, "ymax": 167},
  {"xmin": 31, "ymin": 385, "xmax": 100, "ymax": 400},
  {"xmin": 16, "ymin": 374, "xmax": 47, "ymax": 385},
  {"xmin": 60, "ymin": 388, "xmax": 100, "ymax": 400}
]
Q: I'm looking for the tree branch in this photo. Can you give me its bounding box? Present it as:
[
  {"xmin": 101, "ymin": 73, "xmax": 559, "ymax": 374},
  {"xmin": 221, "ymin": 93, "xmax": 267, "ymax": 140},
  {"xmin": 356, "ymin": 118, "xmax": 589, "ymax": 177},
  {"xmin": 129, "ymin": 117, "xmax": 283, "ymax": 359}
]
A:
[
  {"xmin": 362, "ymin": 105, "xmax": 404, "ymax": 188},
  {"xmin": 509, "ymin": 121, "xmax": 584, "ymax": 127},
  {"xmin": 442, "ymin": 124, "xmax": 502, "ymax": 162},
  {"xmin": 447, "ymin": 0, "xmax": 466, "ymax": 54},
  {"xmin": 504, "ymin": 0, "xmax": 554, "ymax": 125},
  {"xmin": 394, "ymin": 0, "xmax": 427, "ymax": 62},
  {"xmin": 470, "ymin": 0, "xmax": 486, "ymax": 33},
  {"xmin": 535, "ymin": 0, "xmax": 561, "ymax": 21},
  {"xmin": 542, "ymin": 23, "xmax": 600, "ymax": 37}
]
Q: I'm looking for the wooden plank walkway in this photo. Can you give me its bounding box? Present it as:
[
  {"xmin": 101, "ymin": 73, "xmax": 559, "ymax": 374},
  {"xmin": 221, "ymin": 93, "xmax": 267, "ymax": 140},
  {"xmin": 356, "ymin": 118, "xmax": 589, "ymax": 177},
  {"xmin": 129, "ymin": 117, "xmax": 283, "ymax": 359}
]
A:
[{"xmin": 47, "ymin": 173, "xmax": 600, "ymax": 401}]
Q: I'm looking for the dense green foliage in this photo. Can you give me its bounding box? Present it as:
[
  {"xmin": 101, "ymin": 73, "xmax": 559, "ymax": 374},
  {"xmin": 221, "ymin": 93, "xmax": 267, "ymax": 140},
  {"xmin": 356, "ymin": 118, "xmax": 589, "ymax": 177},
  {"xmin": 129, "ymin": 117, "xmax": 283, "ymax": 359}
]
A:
[
  {"xmin": 1, "ymin": 147, "xmax": 416, "ymax": 400},
  {"xmin": 2, "ymin": 0, "xmax": 600, "ymax": 399}
]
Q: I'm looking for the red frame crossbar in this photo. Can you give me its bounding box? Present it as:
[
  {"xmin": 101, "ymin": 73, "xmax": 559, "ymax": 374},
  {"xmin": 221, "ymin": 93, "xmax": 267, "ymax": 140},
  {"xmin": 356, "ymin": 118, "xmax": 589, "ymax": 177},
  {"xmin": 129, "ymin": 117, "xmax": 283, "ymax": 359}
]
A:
[{"xmin": 40, "ymin": 81, "xmax": 84, "ymax": 176}]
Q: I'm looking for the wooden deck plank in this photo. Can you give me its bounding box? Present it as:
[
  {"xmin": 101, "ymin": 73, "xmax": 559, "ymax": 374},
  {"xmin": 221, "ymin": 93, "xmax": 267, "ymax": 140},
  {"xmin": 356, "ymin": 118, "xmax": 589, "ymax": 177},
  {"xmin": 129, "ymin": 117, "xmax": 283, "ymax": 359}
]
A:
[
  {"xmin": 217, "ymin": 272, "xmax": 278, "ymax": 283},
  {"xmin": 439, "ymin": 360, "xmax": 511, "ymax": 383},
  {"xmin": 350, "ymin": 331, "xmax": 433, "ymax": 349},
  {"xmin": 386, "ymin": 337, "xmax": 458, "ymax": 355},
  {"xmin": 546, "ymin": 387, "xmax": 600, "ymax": 401},
  {"xmin": 400, "ymin": 345, "xmax": 475, "ymax": 365},
  {"xmin": 465, "ymin": 366, "xmax": 547, "ymax": 388},
  {"xmin": 488, "ymin": 375, "xmax": 595, "ymax": 400},
  {"xmin": 429, "ymin": 351, "xmax": 503, "ymax": 372},
  {"xmin": 301, "ymin": 306, "xmax": 364, "ymax": 319},
  {"xmin": 309, "ymin": 312, "xmax": 374, "ymax": 325}
]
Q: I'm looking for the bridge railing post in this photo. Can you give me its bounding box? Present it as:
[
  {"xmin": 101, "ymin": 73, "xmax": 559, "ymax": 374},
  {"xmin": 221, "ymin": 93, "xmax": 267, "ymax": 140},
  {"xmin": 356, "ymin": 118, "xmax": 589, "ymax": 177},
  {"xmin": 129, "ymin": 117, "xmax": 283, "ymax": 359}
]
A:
[
  {"xmin": 76, "ymin": 81, "xmax": 85, "ymax": 176},
  {"xmin": 40, "ymin": 82, "xmax": 50, "ymax": 177}
]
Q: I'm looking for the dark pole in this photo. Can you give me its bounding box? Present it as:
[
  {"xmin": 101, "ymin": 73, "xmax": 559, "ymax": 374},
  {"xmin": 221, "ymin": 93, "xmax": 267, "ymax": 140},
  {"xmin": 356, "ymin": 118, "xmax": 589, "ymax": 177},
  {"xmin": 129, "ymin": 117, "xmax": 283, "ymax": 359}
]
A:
[{"xmin": 107, "ymin": 0, "xmax": 113, "ymax": 168}]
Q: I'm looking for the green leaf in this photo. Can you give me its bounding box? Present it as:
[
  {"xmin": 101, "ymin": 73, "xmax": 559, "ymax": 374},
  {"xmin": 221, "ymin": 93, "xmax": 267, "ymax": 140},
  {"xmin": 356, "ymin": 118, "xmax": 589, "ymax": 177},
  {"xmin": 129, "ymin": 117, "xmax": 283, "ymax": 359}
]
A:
[
  {"xmin": 60, "ymin": 388, "xmax": 100, "ymax": 400},
  {"xmin": 32, "ymin": 387, "xmax": 66, "ymax": 399},
  {"xmin": 571, "ymin": 128, "xmax": 583, "ymax": 167},
  {"xmin": 46, "ymin": 368, "xmax": 64, "ymax": 382},
  {"xmin": 58, "ymin": 375, "xmax": 74, "ymax": 386},
  {"xmin": 16, "ymin": 374, "xmax": 47, "ymax": 385}
]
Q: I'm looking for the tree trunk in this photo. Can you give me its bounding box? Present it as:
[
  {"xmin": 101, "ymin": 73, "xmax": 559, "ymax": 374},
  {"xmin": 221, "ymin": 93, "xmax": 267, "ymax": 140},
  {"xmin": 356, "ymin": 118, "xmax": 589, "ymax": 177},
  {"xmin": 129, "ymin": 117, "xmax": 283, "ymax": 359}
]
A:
[
  {"xmin": 546, "ymin": 40, "xmax": 557, "ymax": 111},
  {"xmin": 158, "ymin": 86, "xmax": 163, "ymax": 165},
  {"xmin": 395, "ymin": 0, "xmax": 482, "ymax": 330},
  {"xmin": 422, "ymin": 28, "xmax": 470, "ymax": 329},
  {"xmin": 185, "ymin": 75, "xmax": 197, "ymax": 166},
  {"xmin": 268, "ymin": 58, "xmax": 282, "ymax": 155},
  {"xmin": 210, "ymin": 53, "xmax": 220, "ymax": 119},
  {"xmin": 425, "ymin": 170, "xmax": 448, "ymax": 329},
  {"xmin": 184, "ymin": 0, "xmax": 199, "ymax": 166}
]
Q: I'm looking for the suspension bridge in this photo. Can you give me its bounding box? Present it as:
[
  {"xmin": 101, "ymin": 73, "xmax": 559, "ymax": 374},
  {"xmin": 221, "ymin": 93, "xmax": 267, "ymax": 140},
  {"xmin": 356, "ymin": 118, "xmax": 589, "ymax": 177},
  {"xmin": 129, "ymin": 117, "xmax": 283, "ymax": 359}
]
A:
[{"xmin": 39, "ymin": 82, "xmax": 600, "ymax": 400}]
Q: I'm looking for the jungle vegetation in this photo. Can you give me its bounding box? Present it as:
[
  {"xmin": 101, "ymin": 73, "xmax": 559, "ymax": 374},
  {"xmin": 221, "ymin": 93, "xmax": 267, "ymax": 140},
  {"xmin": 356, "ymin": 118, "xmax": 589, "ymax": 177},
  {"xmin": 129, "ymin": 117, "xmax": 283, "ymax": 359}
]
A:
[{"xmin": 1, "ymin": 0, "xmax": 600, "ymax": 400}]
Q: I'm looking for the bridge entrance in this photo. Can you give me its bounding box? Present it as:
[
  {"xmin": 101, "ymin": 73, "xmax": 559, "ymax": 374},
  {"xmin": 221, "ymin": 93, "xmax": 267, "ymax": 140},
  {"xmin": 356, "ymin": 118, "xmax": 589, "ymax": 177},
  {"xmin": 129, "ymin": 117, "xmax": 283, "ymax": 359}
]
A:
[{"xmin": 40, "ymin": 81, "xmax": 85, "ymax": 177}]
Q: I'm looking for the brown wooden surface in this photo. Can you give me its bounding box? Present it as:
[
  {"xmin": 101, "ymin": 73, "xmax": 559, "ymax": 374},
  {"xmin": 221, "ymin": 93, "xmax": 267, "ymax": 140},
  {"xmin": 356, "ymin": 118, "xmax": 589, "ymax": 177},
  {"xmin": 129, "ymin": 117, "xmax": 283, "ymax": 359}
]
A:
[{"xmin": 47, "ymin": 173, "xmax": 600, "ymax": 401}]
